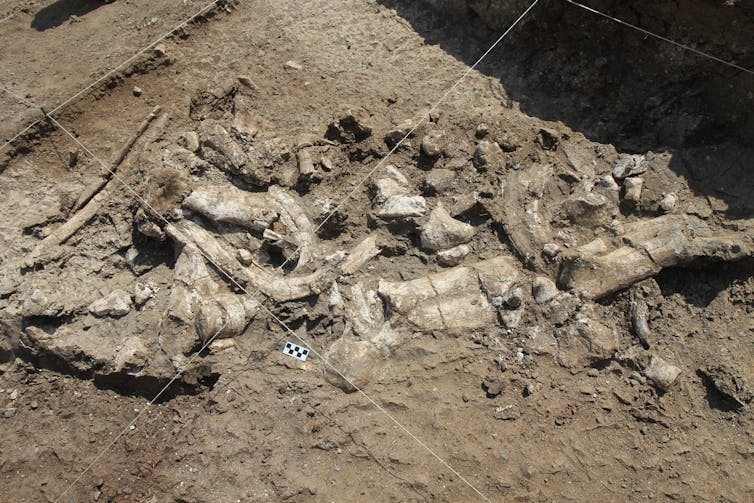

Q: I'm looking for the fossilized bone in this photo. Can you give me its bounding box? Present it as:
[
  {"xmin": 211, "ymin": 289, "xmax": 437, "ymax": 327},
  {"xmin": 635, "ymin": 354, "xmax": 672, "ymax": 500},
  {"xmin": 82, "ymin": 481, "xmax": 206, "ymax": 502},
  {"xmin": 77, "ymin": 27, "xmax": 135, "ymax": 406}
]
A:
[
  {"xmin": 559, "ymin": 215, "xmax": 753, "ymax": 299},
  {"xmin": 378, "ymin": 255, "xmax": 521, "ymax": 331},
  {"xmin": 25, "ymin": 106, "xmax": 162, "ymax": 267}
]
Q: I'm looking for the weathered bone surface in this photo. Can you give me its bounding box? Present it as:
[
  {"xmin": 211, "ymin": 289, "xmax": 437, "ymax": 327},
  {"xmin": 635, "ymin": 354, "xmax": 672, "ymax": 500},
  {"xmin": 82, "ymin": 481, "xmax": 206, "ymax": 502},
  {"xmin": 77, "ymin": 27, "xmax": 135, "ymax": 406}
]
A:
[
  {"xmin": 324, "ymin": 282, "xmax": 399, "ymax": 392},
  {"xmin": 485, "ymin": 163, "xmax": 553, "ymax": 270},
  {"xmin": 183, "ymin": 185, "xmax": 277, "ymax": 232},
  {"xmin": 379, "ymin": 256, "xmax": 520, "ymax": 331},
  {"xmin": 559, "ymin": 215, "xmax": 753, "ymax": 299}
]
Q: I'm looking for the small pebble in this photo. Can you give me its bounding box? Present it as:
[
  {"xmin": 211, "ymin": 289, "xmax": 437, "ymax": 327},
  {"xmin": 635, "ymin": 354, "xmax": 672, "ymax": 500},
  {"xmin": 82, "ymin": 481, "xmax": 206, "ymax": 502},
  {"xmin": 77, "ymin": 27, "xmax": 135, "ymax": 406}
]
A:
[
  {"xmin": 237, "ymin": 75, "xmax": 256, "ymax": 89},
  {"xmin": 483, "ymin": 377, "xmax": 505, "ymax": 397},
  {"xmin": 542, "ymin": 243, "xmax": 560, "ymax": 258},
  {"xmin": 30, "ymin": 400, "xmax": 39, "ymax": 410},
  {"xmin": 133, "ymin": 86, "xmax": 143, "ymax": 97},
  {"xmin": 587, "ymin": 368, "xmax": 599, "ymax": 378},
  {"xmin": 493, "ymin": 405, "xmax": 520, "ymax": 421},
  {"xmin": 532, "ymin": 277, "xmax": 558, "ymax": 304},
  {"xmin": 237, "ymin": 248, "xmax": 254, "ymax": 266},
  {"xmin": 475, "ymin": 123, "xmax": 490, "ymax": 138},
  {"xmin": 659, "ymin": 192, "xmax": 678, "ymax": 212},
  {"xmin": 505, "ymin": 287, "xmax": 524, "ymax": 309}
]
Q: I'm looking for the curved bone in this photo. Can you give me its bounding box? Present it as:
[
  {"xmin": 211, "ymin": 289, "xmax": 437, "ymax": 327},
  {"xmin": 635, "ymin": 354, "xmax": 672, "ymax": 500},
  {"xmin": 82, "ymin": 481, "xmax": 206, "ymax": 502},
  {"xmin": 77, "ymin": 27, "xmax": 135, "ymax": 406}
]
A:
[
  {"xmin": 165, "ymin": 219, "xmax": 326, "ymax": 302},
  {"xmin": 267, "ymin": 186, "xmax": 316, "ymax": 269}
]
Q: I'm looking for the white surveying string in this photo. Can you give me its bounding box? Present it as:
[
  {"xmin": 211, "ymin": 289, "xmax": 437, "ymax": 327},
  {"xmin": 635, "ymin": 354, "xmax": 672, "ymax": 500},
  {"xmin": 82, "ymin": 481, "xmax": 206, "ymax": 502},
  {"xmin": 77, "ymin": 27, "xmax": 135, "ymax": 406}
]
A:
[
  {"xmin": 0, "ymin": 0, "xmax": 223, "ymax": 153},
  {"xmin": 564, "ymin": 0, "xmax": 754, "ymax": 76}
]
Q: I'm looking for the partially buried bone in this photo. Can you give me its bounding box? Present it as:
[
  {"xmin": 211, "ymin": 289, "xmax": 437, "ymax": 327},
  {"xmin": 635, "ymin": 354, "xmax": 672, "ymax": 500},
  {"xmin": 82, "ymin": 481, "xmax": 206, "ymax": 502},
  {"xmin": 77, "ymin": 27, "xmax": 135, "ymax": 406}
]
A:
[
  {"xmin": 378, "ymin": 256, "xmax": 520, "ymax": 331},
  {"xmin": 182, "ymin": 184, "xmax": 315, "ymax": 270},
  {"xmin": 183, "ymin": 184, "xmax": 277, "ymax": 232},
  {"xmin": 324, "ymin": 282, "xmax": 399, "ymax": 392},
  {"xmin": 559, "ymin": 215, "xmax": 752, "ymax": 299}
]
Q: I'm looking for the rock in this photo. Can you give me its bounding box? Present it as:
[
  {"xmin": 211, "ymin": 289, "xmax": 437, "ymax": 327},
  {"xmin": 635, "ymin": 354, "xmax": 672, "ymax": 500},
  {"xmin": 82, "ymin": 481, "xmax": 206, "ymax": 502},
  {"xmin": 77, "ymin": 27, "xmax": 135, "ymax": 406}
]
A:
[
  {"xmin": 436, "ymin": 244, "xmax": 471, "ymax": 266},
  {"xmin": 30, "ymin": 400, "xmax": 38, "ymax": 409},
  {"xmin": 473, "ymin": 140, "xmax": 503, "ymax": 171},
  {"xmin": 134, "ymin": 280, "xmax": 158, "ymax": 307},
  {"xmin": 384, "ymin": 119, "xmax": 414, "ymax": 147},
  {"xmin": 524, "ymin": 329, "xmax": 558, "ymax": 356},
  {"xmin": 483, "ymin": 376, "xmax": 505, "ymax": 397},
  {"xmin": 22, "ymin": 289, "xmax": 56, "ymax": 317},
  {"xmin": 324, "ymin": 338, "xmax": 379, "ymax": 392},
  {"xmin": 563, "ymin": 192, "xmax": 614, "ymax": 227},
  {"xmin": 237, "ymin": 248, "xmax": 254, "ymax": 266},
  {"xmin": 659, "ymin": 192, "xmax": 678, "ymax": 212},
  {"xmin": 532, "ymin": 277, "xmax": 558, "ymax": 304},
  {"xmin": 562, "ymin": 143, "xmax": 596, "ymax": 180},
  {"xmin": 505, "ymin": 287, "xmax": 524, "ymax": 309},
  {"xmin": 377, "ymin": 195, "xmax": 427, "ymax": 219},
  {"xmin": 372, "ymin": 178, "xmax": 407, "ymax": 205},
  {"xmin": 2, "ymin": 408, "xmax": 16, "ymax": 418},
  {"xmin": 133, "ymin": 86, "xmax": 143, "ymax": 97},
  {"xmin": 183, "ymin": 131, "xmax": 200, "ymax": 152},
  {"xmin": 544, "ymin": 293, "xmax": 579, "ymax": 326},
  {"xmin": 542, "ymin": 243, "xmax": 560, "ymax": 258},
  {"xmin": 612, "ymin": 154, "xmax": 647, "ymax": 180},
  {"xmin": 237, "ymin": 75, "xmax": 256, "ymax": 89},
  {"xmin": 385, "ymin": 165, "xmax": 408, "ymax": 185},
  {"xmin": 325, "ymin": 110, "xmax": 372, "ymax": 143},
  {"xmin": 559, "ymin": 317, "xmax": 620, "ymax": 364},
  {"xmin": 421, "ymin": 131, "xmax": 444, "ymax": 158},
  {"xmin": 284, "ymin": 60, "xmax": 302, "ymax": 70},
  {"xmin": 699, "ymin": 364, "xmax": 753, "ymax": 408},
  {"xmin": 320, "ymin": 155, "xmax": 334, "ymax": 172},
  {"xmin": 420, "ymin": 205, "xmax": 474, "ymax": 251},
  {"xmin": 537, "ymin": 127, "xmax": 559, "ymax": 150},
  {"xmin": 153, "ymin": 43, "xmax": 167, "ymax": 57},
  {"xmin": 423, "ymin": 169, "xmax": 455, "ymax": 194},
  {"xmin": 493, "ymin": 405, "xmax": 520, "ymax": 420},
  {"xmin": 644, "ymin": 355, "xmax": 682, "ymax": 391},
  {"xmin": 9, "ymin": 389, "xmax": 18, "ymax": 400},
  {"xmin": 89, "ymin": 290, "xmax": 132, "ymax": 318},
  {"xmin": 475, "ymin": 123, "xmax": 490, "ymax": 138},
  {"xmin": 623, "ymin": 177, "xmax": 643, "ymax": 203},
  {"xmin": 593, "ymin": 175, "xmax": 620, "ymax": 203}
]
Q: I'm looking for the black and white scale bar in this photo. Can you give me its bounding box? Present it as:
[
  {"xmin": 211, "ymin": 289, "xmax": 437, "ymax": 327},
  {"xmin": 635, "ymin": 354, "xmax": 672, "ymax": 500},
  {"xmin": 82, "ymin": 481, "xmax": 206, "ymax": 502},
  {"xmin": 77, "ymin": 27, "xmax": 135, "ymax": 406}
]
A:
[{"xmin": 283, "ymin": 341, "xmax": 310, "ymax": 361}]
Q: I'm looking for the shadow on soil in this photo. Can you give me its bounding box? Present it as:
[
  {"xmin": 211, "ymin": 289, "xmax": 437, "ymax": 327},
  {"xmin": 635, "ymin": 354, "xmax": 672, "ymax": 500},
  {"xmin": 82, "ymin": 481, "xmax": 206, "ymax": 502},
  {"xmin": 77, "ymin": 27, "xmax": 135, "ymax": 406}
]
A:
[
  {"xmin": 31, "ymin": 0, "xmax": 106, "ymax": 31},
  {"xmin": 379, "ymin": 0, "xmax": 754, "ymax": 217}
]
